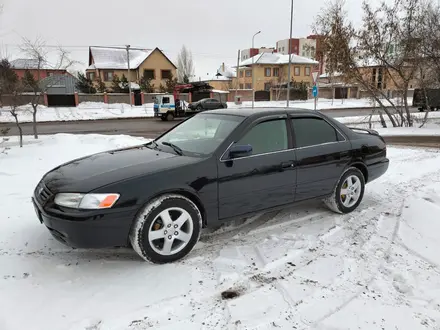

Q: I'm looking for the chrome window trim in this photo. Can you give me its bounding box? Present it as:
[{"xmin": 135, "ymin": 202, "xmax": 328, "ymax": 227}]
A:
[{"xmin": 219, "ymin": 115, "xmax": 349, "ymax": 163}]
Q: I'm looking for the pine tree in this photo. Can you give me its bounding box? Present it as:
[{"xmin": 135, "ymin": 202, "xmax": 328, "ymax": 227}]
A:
[
  {"xmin": 164, "ymin": 73, "xmax": 178, "ymax": 93},
  {"xmin": 140, "ymin": 77, "xmax": 154, "ymax": 93},
  {"xmin": 76, "ymin": 72, "xmax": 96, "ymax": 94},
  {"xmin": 120, "ymin": 74, "xmax": 129, "ymax": 93},
  {"xmin": 22, "ymin": 70, "xmax": 39, "ymax": 92},
  {"xmin": 0, "ymin": 59, "xmax": 19, "ymax": 96},
  {"xmin": 111, "ymin": 75, "xmax": 122, "ymax": 93},
  {"xmin": 95, "ymin": 76, "xmax": 107, "ymax": 93},
  {"xmin": 158, "ymin": 84, "xmax": 168, "ymax": 93}
]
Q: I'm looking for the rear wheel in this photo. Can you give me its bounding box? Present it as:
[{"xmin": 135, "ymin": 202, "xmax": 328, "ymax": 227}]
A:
[
  {"xmin": 166, "ymin": 112, "xmax": 174, "ymax": 121},
  {"xmin": 130, "ymin": 194, "xmax": 202, "ymax": 264},
  {"xmin": 324, "ymin": 167, "xmax": 365, "ymax": 214}
]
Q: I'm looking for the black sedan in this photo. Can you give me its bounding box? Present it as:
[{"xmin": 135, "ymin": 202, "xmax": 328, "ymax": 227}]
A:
[
  {"xmin": 188, "ymin": 98, "xmax": 227, "ymax": 111},
  {"xmin": 32, "ymin": 108, "xmax": 389, "ymax": 264}
]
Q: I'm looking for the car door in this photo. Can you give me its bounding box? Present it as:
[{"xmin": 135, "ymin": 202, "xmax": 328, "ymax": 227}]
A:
[
  {"xmin": 210, "ymin": 99, "xmax": 221, "ymax": 109},
  {"xmin": 217, "ymin": 115, "xmax": 297, "ymax": 219},
  {"xmin": 290, "ymin": 115, "xmax": 351, "ymax": 202}
]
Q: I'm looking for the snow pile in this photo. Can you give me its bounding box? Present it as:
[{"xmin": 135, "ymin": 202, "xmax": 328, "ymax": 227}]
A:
[
  {"xmin": 1, "ymin": 134, "xmax": 440, "ymax": 329},
  {"xmin": 0, "ymin": 103, "xmax": 155, "ymax": 123},
  {"xmin": 0, "ymin": 98, "xmax": 422, "ymax": 123}
]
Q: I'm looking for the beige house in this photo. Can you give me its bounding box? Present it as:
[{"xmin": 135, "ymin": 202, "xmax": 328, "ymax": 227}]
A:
[
  {"xmin": 201, "ymin": 63, "xmax": 237, "ymax": 91},
  {"xmin": 234, "ymin": 52, "xmax": 319, "ymax": 92},
  {"xmin": 86, "ymin": 47, "xmax": 177, "ymax": 92}
]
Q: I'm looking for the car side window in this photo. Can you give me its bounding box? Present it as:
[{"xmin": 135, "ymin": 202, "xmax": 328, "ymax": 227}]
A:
[
  {"xmin": 237, "ymin": 119, "xmax": 288, "ymax": 156},
  {"xmin": 292, "ymin": 118, "xmax": 340, "ymax": 148}
]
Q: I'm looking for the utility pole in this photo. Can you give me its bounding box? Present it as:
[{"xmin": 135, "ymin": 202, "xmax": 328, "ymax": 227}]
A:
[
  {"xmin": 235, "ymin": 49, "xmax": 240, "ymax": 102},
  {"xmin": 252, "ymin": 31, "xmax": 261, "ymax": 109},
  {"xmin": 126, "ymin": 45, "xmax": 132, "ymax": 108},
  {"xmin": 286, "ymin": 0, "xmax": 294, "ymax": 108}
]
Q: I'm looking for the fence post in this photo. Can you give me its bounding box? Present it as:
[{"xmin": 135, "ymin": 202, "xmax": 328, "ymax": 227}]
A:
[
  {"xmin": 74, "ymin": 92, "xmax": 79, "ymax": 106},
  {"xmin": 43, "ymin": 93, "xmax": 48, "ymax": 106},
  {"xmin": 141, "ymin": 92, "xmax": 145, "ymax": 105},
  {"xmin": 104, "ymin": 92, "xmax": 108, "ymax": 104}
]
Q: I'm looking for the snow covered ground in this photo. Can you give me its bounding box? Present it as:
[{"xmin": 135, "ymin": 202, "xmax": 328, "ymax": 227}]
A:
[
  {"xmin": 1, "ymin": 134, "xmax": 440, "ymax": 330},
  {"xmin": 0, "ymin": 97, "xmax": 420, "ymax": 123}
]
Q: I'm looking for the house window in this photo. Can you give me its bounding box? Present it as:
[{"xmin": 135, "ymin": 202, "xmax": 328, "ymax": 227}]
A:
[
  {"xmin": 372, "ymin": 68, "xmax": 377, "ymax": 85},
  {"xmin": 282, "ymin": 47, "xmax": 285, "ymax": 52},
  {"xmin": 240, "ymin": 71, "xmax": 244, "ymax": 78},
  {"xmin": 103, "ymin": 71, "xmax": 114, "ymax": 81},
  {"xmin": 47, "ymin": 71, "xmax": 54, "ymax": 77},
  {"xmin": 264, "ymin": 82, "xmax": 271, "ymax": 91},
  {"xmin": 144, "ymin": 69, "xmax": 155, "ymax": 80},
  {"xmin": 239, "ymin": 83, "xmax": 244, "ymax": 89},
  {"xmin": 273, "ymin": 68, "xmax": 279, "ymax": 77},
  {"xmin": 87, "ymin": 72, "xmax": 95, "ymax": 81},
  {"xmin": 245, "ymin": 83, "xmax": 252, "ymax": 89},
  {"xmin": 294, "ymin": 67, "xmax": 300, "ymax": 76},
  {"xmin": 264, "ymin": 68, "xmax": 271, "ymax": 77},
  {"xmin": 245, "ymin": 70, "xmax": 252, "ymax": 77},
  {"xmin": 305, "ymin": 67, "xmax": 311, "ymax": 76},
  {"xmin": 161, "ymin": 70, "xmax": 172, "ymax": 80}
]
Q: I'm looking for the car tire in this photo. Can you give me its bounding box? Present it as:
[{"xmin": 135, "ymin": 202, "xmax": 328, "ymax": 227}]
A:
[
  {"xmin": 197, "ymin": 105, "xmax": 203, "ymax": 111},
  {"xmin": 324, "ymin": 167, "xmax": 365, "ymax": 214},
  {"xmin": 129, "ymin": 194, "xmax": 202, "ymax": 264},
  {"xmin": 166, "ymin": 112, "xmax": 174, "ymax": 121}
]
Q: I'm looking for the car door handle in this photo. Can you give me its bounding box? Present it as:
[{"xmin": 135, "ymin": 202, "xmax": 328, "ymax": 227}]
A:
[{"xmin": 281, "ymin": 161, "xmax": 295, "ymax": 169}]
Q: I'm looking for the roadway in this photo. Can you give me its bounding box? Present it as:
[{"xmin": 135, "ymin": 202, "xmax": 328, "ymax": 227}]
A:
[{"xmin": 2, "ymin": 107, "xmax": 421, "ymax": 138}]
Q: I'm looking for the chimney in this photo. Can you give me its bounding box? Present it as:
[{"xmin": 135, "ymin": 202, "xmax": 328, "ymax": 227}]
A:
[{"xmin": 222, "ymin": 62, "xmax": 225, "ymax": 72}]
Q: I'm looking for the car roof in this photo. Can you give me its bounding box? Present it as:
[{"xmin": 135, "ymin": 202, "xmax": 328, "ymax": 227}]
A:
[{"xmin": 201, "ymin": 107, "xmax": 321, "ymax": 118}]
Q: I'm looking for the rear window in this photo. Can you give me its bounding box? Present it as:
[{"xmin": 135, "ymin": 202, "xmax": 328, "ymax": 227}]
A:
[{"xmin": 292, "ymin": 118, "xmax": 341, "ymax": 148}]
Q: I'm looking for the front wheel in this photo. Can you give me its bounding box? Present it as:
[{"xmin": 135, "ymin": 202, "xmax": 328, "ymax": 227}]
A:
[
  {"xmin": 324, "ymin": 167, "xmax": 365, "ymax": 214},
  {"xmin": 130, "ymin": 194, "xmax": 202, "ymax": 264}
]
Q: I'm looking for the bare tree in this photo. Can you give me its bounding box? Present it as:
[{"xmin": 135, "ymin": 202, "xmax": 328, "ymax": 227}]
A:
[
  {"xmin": 177, "ymin": 45, "xmax": 195, "ymax": 83},
  {"xmin": 20, "ymin": 37, "xmax": 76, "ymax": 139},
  {"xmin": 314, "ymin": 0, "xmax": 432, "ymax": 127},
  {"xmin": 270, "ymin": 67, "xmax": 286, "ymax": 101},
  {"xmin": 9, "ymin": 91, "xmax": 24, "ymax": 148}
]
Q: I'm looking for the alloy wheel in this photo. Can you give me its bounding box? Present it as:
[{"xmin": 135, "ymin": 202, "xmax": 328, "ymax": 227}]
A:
[
  {"xmin": 340, "ymin": 175, "xmax": 362, "ymax": 208},
  {"xmin": 147, "ymin": 207, "xmax": 194, "ymax": 256}
]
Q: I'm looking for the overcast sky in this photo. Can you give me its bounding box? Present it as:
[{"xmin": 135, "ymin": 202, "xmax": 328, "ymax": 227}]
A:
[{"xmin": 0, "ymin": 0, "xmax": 372, "ymax": 79}]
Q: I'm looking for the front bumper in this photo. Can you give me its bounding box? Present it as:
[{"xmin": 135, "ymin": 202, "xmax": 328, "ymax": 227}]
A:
[{"xmin": 32, "ymin": 197, "xmax": 138, "ymax": 248}]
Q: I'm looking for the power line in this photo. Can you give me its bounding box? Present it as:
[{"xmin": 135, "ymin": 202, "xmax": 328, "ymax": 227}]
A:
[{"xmin": 2, "ymin": 43, "xmax": 238, "ymax": 59}]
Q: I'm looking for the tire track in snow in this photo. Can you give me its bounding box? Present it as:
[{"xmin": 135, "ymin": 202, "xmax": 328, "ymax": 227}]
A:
[{"xmin": 210, "ymin": 169, "xmax": 440, "ymax": 329}]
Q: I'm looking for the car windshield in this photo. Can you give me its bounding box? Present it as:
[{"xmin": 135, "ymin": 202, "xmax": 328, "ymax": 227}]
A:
[{"xmin": 154, "ymin": 113, "xmax": 243, "ymax": 156}]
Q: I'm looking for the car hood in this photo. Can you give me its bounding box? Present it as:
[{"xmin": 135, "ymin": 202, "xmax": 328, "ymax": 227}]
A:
[{"xmin": 42, "ymin": 145, "xmax": 195, "ymax": 193}]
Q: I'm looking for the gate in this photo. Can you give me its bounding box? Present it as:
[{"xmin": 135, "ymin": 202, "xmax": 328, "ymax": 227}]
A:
[
  {"xmin": 192, "ymin": 91, "xmax": 211, "ymax": 102},
  {"xmin": 255, "ymin": 90, "xmax": 270, "ymax": 101},
  {"xmin": 134, "ymin": 92, "xmax": 142, "ymax": 106},
  {"xmin": 47, "ymin": 95, "xmax": 76, "ymax": 107}
]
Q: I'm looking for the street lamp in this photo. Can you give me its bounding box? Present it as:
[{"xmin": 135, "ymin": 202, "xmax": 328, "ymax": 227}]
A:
[
  {"xmin": 252, "ymin": 30, "xmax": 261, "ymax": 109},
  {"xmin": 287, "ymin": 0, "xmax": 294, "ymax": 107}
]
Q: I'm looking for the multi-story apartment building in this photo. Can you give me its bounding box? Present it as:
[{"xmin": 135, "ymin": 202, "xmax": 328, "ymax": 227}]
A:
[{"xmin": 276, "ymin": 35, "xmax": 326, "ymax": 74}]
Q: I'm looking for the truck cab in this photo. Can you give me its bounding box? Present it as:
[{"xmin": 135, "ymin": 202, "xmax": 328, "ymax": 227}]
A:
[{"xmin": 154, "ymin": 95, "xmax": 180, "ymax": 121}]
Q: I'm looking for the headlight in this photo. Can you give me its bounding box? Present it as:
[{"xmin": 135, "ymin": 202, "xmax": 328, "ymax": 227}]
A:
[{"xmin": 54, "ymin": 193, "xmax": 120, "ymax": 209}]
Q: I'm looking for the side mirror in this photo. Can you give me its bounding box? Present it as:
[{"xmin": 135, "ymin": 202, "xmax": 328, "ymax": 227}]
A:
[{"xmin": 229, "ymin": 144, "xmax": 252, "ymax": 159}]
